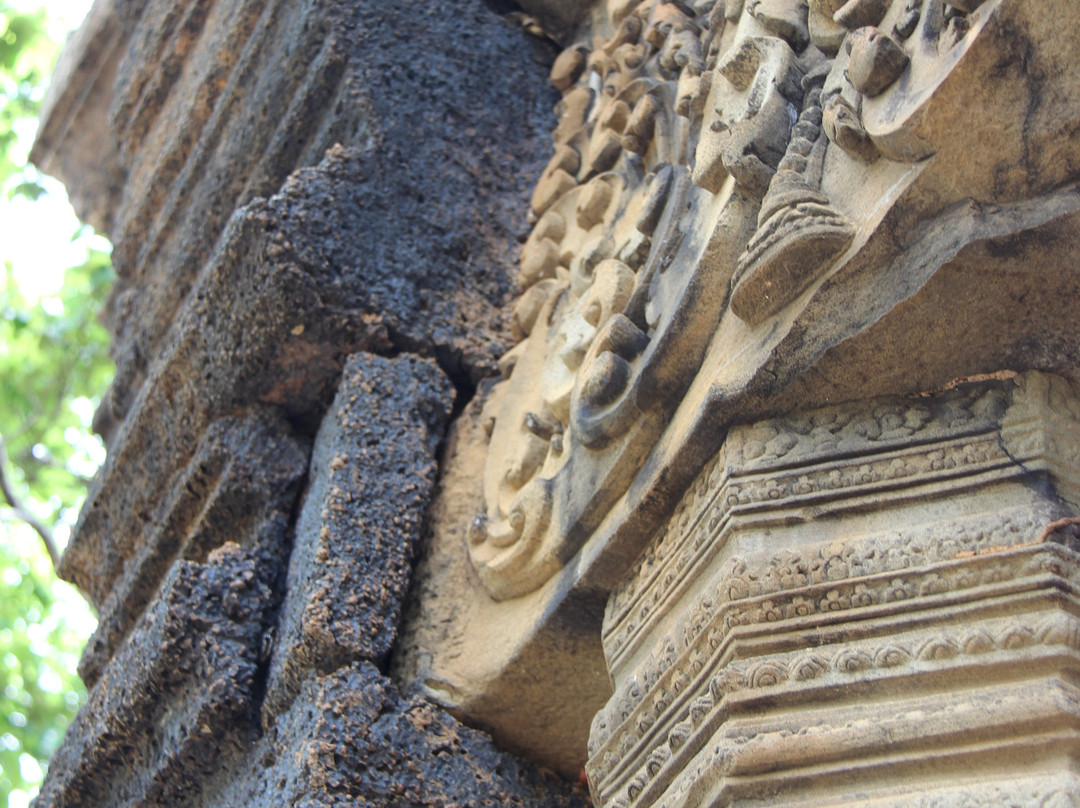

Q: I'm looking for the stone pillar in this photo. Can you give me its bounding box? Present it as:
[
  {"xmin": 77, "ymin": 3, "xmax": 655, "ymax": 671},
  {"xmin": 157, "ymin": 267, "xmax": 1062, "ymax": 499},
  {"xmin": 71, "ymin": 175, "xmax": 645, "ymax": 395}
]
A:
[{"xmin": 590, "ymin": 371, "xmax": 1080, "ymax": 806}]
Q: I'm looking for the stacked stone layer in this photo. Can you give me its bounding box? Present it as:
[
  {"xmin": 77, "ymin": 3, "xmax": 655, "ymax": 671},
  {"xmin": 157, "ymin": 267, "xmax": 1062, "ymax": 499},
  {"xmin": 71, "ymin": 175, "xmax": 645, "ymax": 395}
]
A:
[
  {"xmin": 32, "ymin": 0, "xmax": 590, "ymax": 805},
  {"xmin": 589, "ymin": 372, "xmax": 1080, "ymax": 808}
]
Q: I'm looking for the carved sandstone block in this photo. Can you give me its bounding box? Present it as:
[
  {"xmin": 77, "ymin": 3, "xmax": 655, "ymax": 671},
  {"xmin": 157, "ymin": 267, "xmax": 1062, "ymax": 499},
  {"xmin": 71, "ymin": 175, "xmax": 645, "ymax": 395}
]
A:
[
  {"xmin": 588, "ymin": 372, "xmax": 1080, "ymax": 807},
  {"xmin": 465, "ymin": 0, "xmax": 1080, "ymax": 622},
  {"xmin": 414, "ymin": 0, "xmax": 1080, "ymax": 776},
  {"xmin": 393, "ymin": 384, "xmax": 612, "ymax": 778}
]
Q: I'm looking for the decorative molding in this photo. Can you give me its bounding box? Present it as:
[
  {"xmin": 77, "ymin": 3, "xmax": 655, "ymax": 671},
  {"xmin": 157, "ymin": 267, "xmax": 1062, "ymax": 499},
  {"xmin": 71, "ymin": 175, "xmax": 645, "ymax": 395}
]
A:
[
  {"xmin": 467, "ymin": 0, "xmax": 941, "ymax": 599},
  {"xmin": 604, "ymin": 374, "xmax": 1080, "ymax": 667},
  {"xmin": 587, "ymin": 372, "xmax": 1080, "ymax": 807},
  {"xmin": 591, "ymin": 587, "xmax": 1080, "ymax": 807}
]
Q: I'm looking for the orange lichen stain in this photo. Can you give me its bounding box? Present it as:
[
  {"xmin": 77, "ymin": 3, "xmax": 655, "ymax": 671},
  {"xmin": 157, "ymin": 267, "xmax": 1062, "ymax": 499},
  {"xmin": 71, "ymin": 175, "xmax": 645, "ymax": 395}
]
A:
[
  {"xmin": 1038, "ymin": 516, "xmax": 1080, "ymax": 542},
  {"xmin": 954, "ymin": 539, "xmax": 1045, "ymax": 559}
]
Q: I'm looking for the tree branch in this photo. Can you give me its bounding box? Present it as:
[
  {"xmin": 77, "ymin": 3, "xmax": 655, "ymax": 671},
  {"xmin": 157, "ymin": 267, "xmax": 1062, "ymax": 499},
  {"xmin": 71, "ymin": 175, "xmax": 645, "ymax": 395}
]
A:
[{"xmin": 0, "ymin": 436, "xmax": 60, "ymax": 569}]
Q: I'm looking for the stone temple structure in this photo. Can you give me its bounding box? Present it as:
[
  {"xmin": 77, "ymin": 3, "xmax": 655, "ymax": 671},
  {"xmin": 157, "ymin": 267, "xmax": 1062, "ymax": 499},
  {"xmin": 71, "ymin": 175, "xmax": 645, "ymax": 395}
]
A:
[{"xmin": 30, "ymin": 0, "xmax": 1080, "ymax": 805}]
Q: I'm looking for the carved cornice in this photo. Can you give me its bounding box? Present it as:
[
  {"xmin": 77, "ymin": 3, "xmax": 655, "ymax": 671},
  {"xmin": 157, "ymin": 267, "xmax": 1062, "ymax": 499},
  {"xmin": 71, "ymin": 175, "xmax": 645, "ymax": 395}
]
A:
[
  {"xmin": 468, "ymin": 0, "xmax": 1080, "ymax": 601},
  {"xmin": 590, "ymin": 555, "xmax": 1080, "ymax": 806},
  {"xmin": 586, "ymin": 372, "xmax": 1080, "ymax": 807},
  {"xmin": 603, "ymin": 373, "xmax": 1080, "ymax": 666}
]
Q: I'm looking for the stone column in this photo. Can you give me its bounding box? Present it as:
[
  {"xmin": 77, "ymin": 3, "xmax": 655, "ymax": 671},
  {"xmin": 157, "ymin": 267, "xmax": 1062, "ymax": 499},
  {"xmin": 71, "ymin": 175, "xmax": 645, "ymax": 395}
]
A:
[{"xmin": 590, "ymin": 371, "xmax": 1080, "ymax": 806}]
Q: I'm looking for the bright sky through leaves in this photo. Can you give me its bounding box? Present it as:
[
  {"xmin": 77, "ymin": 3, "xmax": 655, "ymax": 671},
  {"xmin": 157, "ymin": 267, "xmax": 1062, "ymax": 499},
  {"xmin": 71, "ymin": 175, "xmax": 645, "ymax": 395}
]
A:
[
  {"xmin": 2, "ymin": 1, "xmax": 106, "ymax": 806},
  {"xmin": 2, "ymin": 0, "xmax": 100, "ymax": 307}
]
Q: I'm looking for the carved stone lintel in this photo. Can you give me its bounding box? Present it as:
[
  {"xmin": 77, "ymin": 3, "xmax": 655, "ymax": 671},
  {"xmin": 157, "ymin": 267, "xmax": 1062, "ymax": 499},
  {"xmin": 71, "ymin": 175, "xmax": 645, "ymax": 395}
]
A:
[
  {"xmin": 413, "ymin": 0, "xmax": 1080, "ymax": 782},
  {"xmin": 468, "ymin": 0, "xmax": 1080, "ymax": 606}
]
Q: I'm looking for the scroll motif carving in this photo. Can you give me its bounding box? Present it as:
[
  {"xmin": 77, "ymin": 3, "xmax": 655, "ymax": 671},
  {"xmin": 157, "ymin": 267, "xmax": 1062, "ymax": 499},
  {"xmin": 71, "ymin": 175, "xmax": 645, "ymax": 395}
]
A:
[
  {"xmin": 585, "ymin": 372, "xmax": 1080, "ymax": 808},
  {"xmin": 591, "ymin": 601, "xmax": 1080, "ymax": 808},
  {"xmin": 472, "ymin": 0, "xmax": 752, "ymax": 599},
  {"xmin": 469, "ymin": 0, "xmax": 1065, "ymax": 600}
]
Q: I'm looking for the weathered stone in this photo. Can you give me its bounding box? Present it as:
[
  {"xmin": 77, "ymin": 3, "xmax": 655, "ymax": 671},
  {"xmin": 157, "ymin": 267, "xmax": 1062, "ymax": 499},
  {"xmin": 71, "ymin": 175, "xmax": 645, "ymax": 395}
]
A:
[
  {"xmin": 264, "ymin": 352, "xmax": 453, "ymax": 719},
  {"xmin": 30, "ymin": 0, "xmax": 125, "ymax": 233},
  {"xmin": 394, "ymin": 385, "xmax": 612, "ymax": 778},
  {"xmin": 35, "ymin": 0, "xmax": 558, "ymax": 443},
  {"xmin": 37, "ymin": 544, "xmax": 277, "ymax": 808},
  {"xmin": 77, "ymin": 408, "xmax": 308, "ymax": 687},
  {"xmin": 31, "ymin": 0, "xmax": 1080, "ymax": 804},
  {"xmin": 206, "ymin": 663, "xmax": 588, "ymax": 807},
  {"xmin": 58, "ymin": 1, "xmax": 559, "ymax": 607},
  {"xmin": 33, "ymin": 0, "xmax": 584, "ymax": 804},
  {"xmin": 57, "ymin": 163, "xmax": 397, "ymax": 609},
  {"xmin": 400, "ymin": 0, "xmax": 1080, "ymax": 802},
  {"xmin": 588, "ymin": 371, "xmax": 1080, "ymax": 807},
  {"xmin": 463, "ymin": 0, "xmax": 1080, "ymax": 617},
  {"xmin": 514, "ymin": 0, "xmax": 595, "ymax": 45}
]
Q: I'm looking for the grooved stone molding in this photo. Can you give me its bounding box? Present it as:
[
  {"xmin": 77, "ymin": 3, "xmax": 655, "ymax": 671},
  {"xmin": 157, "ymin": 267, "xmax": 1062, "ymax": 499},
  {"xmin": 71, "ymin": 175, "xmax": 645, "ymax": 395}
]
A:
[
  {"xmin": 32, "ymin": 0, "xmax": 590, "ymax": 804},
  {"xmin": 588, "ymin": 371, "xmax": 1080, "ymax": 807}
]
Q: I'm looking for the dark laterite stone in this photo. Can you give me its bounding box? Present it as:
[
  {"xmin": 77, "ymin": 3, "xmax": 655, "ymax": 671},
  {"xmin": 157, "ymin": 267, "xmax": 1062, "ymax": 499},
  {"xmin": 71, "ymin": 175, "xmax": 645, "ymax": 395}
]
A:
[
  {"xmin": 36, "ymin": 544, "xmax": 279, "ymax": 808},
  {"xmin": 205, "ymin": 662, "xmax": 590, "ymax": 808},
  {"xmin": 263, "ymin": 352, "xmax": 453, "ymax": 719}
]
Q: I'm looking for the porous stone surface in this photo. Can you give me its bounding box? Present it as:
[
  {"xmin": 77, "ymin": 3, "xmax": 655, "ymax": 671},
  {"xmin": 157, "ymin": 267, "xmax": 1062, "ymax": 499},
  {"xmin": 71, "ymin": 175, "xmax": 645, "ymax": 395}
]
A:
[
  {"xmin": 36, "ymin": 0, "xmax": 559, "ymax": 442},
  {"xmin": 36, "ymin": 543, "xmax": 278, "ymax": 807},
  {"xmin": 31, "ymin": 0, "xmax": 590, "ymax": 805},
  {"xmin": 53, "ymin": 0, "xmax": 561, "ymax": 610},
  {"xmin": 76, "ymin": 408, "xmax": 309, "ymax": 688},
  {"xmin": 264, "ymin": 352, "xmax": 453, "ymax": 718},
  {"xmin": 207, "ymin": 662, "xmax": 585, "ymax": 807}
]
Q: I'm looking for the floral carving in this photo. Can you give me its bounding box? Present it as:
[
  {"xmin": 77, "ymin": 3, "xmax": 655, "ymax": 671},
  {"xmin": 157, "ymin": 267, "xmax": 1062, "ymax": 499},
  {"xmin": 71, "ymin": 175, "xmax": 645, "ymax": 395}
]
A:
[
  {"xmin": 470, "ymin": 0, "xmax": 975, "ymax": 599},
  {"xmin": 602, "ymin": 375, "xmax": 1080, "ymax": 668},
  {"xmin": 589, "ymin": 595, "xmax": 1080, "ymax": 806},
  {"xmin": 588, "ymin": 371, "xmax": 1080, "ymax": 803}
]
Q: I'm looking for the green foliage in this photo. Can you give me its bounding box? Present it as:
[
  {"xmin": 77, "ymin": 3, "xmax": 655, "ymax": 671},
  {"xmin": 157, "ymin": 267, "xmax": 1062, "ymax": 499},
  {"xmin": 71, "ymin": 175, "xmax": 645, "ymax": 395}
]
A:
[
  {"xmin": 1, "ymin": 248, "xmax": 115, "ymax": 516},
  {"xmin": 0, "ymin": 1, "xmax": 112, "ymax": 803},
  {"xmin": 0, "ymin": 3, "xmax": 49, "ymax": 200},
  {"xmin": 0, "ymin": 540, "xmax": 86, "ymax": 800}
]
